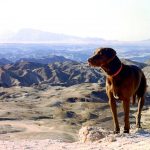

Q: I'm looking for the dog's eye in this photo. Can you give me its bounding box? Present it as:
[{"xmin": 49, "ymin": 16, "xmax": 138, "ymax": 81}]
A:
[{"xmin": 98, "ymin": 51, "xmax": 102, "ymax": 55}]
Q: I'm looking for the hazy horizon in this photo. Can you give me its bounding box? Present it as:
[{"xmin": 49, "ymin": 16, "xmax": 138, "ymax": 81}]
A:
[
  {"xmin": 0, "ymin": 0, "xmax": 150, "ymax": 41},
  {"xmin": 0, "ymin": 28, "xmax": 150, "ymax": 44}
]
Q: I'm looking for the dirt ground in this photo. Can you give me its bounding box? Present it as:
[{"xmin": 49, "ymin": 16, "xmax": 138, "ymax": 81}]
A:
[{"xmin": 0, "ymin": 83, "xmax": 149, "ymax": 144}]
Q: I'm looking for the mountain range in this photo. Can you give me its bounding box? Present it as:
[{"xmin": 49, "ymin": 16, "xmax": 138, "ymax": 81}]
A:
[
  {"xmin": 0, "ymin": 57, "xmax": 149, "ymax": 87},
  {"xmin": 0, "ymin": 28, "xmax": 150, "ymax": 46},
  {"xmin": 0, "ymin": 60, "xmax": 103, "ymax": 87},
  {"xmin": 0, "ymin": 29, "xmax": 105, "ymax": 44}
]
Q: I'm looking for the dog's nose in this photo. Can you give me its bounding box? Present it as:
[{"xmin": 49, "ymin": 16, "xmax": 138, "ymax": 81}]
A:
[{"xmin": 88, "ymin": 58, "xmax": 92, "ymax": 62}]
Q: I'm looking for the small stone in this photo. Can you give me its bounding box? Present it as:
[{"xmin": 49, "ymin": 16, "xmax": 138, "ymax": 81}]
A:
[{"xmin": 106, "ymin": 135, "xmax": 117, "ymax": 142}]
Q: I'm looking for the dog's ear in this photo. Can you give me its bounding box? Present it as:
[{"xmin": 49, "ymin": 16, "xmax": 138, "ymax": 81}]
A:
[{"xmin": 105, "ymin": 48, "xmax": 116, "ymax": 58}]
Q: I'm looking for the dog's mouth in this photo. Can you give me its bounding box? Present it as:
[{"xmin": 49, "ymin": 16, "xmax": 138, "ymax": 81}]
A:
[
  {"xmin": 88, "ymin": 60, "xmax": 92, "ymax": 66},
  {"xmin": 88, "ymin": 58, "xmax": 95, "ymax": 66},
  {"xmin": 88, "ymin": 60, "xmax": 101, "ymax": 67},
  {"xmin": 88, "ymin": 57, "xmax": 105, "ymax": 67}
]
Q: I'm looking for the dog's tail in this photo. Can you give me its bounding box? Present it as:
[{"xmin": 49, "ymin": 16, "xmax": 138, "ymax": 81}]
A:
[
  {"xmin": 137, "ymin": 72, "xmax": 147, "ymax": 98},
  {"xmin": 132, "ymin": 72, "xmax": 147, "ymax": 105}
]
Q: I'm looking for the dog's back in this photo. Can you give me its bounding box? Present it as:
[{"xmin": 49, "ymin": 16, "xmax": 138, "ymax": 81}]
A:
[{"xmin": 123, "ymin": 64, "xmax": 146, "ymax": 98}]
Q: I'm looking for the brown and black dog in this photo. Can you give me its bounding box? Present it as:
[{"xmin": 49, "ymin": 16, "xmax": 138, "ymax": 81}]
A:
[{"xmin": 88, "ymin": 47, "xmax": 147, "ymax": 133}]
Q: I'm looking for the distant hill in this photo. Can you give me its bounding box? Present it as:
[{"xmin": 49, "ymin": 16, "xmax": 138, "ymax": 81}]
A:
[
  {"xmin": 0, "ymin": 29, "xmax": 105, "ymax": 44},
  {"xmin": 0, "ymin": 58, "xmax": 12, "ymax": 66},
  {"xmin": 0, "ymin": 28, "xmax": 150, "ymax": 46},
  {"xmin": 16, "ymin": 55, "xmax": 74, "ymax": 64},
  {"xmin": 121, "ymin": 59, "xmax": 147, "ymax": 68}
]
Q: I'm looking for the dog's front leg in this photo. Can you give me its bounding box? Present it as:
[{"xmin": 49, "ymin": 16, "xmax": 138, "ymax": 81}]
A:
[
  {"xmin": 108, "ymin": 94, "xmax": 120, "ymax": 134},
  {"xmin": 123, "ymin": 99, "xmax": 130, "ymax": 133}
]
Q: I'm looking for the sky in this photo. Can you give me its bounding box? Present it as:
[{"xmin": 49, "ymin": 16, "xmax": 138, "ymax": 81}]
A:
[{"xmin": 0, "ymin": 0, "xmax": 150, "ymax": 41}]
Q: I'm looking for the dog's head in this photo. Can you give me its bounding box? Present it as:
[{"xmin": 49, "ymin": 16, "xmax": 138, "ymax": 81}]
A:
[{"xmin": 88, "ymin": 48, "xmax": 116, "ymax": 67}]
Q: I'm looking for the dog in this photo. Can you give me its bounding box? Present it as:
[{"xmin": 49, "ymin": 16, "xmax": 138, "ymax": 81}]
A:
[{"xmin": 88, "ymin": 47, "xmax": 147, "ymax": 133}]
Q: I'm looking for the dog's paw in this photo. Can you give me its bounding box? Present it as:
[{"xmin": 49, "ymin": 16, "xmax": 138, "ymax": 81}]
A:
[
  {"xmin": 113, "ymin": 130, "xmax": 120, "ymax": 134},
  {"xmin": 123, "ymin": 129, "xmax": 129, "ymax": 133}
]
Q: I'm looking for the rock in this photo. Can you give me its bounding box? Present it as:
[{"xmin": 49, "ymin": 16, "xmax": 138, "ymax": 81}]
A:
[
  {"xmin": 66, "ymin": 97, "xmax": 78, "ymax": 103},
  {"xmin": 79, "ymin": 126, "xmax": 105, "ymax": 143},
  {"xmin": 105, "ymin": 135, "xmax": 117, "ymax": 142},
  {"xmin": 66, "ymin": 111, "xmax": 76, "ymax": 118}
]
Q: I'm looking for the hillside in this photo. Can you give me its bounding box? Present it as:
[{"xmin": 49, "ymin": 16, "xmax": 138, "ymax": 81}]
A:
[{"xmin": 0, "ymin": 61, "xmax": 104, "ymax": 87}]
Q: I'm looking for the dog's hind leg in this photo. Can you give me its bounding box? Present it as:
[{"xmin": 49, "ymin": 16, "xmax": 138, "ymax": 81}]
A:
[
  {"xmin": 136, "ymin": 73, "xmax": 146, "ymax": 128},
  {"xmin": 136, "ymin": 96, "xmax": 144, "ymax": 128}
]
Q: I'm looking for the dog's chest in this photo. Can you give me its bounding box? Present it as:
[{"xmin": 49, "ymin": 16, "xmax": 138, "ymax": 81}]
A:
[
  {"xmin": 107, "ymin": 77, "xmax": 121, "ymax": 89},
  {"xmin": 106, "ymin": 77, "xmax": 124, "ymax": 99}
]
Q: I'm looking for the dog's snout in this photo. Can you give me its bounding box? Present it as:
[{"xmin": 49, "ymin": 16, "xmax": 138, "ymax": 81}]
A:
[{"xmin": 88, "ymin": 58, "xmax": 92, "ymax": 62}]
